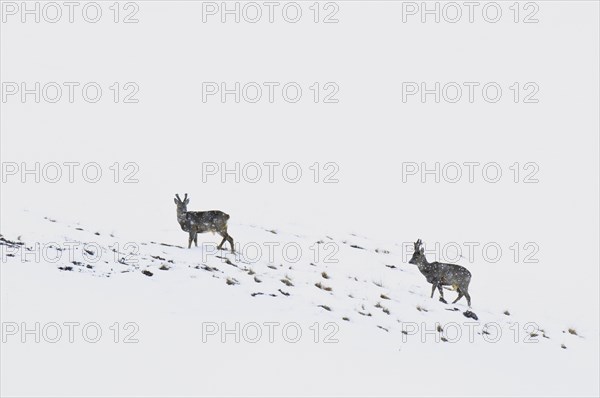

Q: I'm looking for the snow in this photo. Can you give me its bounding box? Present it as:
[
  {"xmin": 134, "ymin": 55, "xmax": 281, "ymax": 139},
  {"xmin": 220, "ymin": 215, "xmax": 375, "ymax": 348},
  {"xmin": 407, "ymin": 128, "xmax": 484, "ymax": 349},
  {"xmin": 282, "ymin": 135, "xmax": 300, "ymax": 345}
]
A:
[
  {"xmin": 1, "ymin": 209, "xmax": 598, "ymax": 397},
  {"xmin": 1, "ymin": 1, "xmax": 599, "ymax": 396}
]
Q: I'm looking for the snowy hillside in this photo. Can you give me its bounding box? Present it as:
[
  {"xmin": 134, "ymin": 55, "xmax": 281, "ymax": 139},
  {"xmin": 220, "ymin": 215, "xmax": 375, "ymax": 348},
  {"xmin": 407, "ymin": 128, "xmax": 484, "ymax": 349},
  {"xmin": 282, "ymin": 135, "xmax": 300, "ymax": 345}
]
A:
[
  {"xmin": 1, "ymin": 209, "xmax": 597, "ymax": 397},
  {"xmin": 2, "ymin": 0, "xmax": 599, "ymax": 396}
]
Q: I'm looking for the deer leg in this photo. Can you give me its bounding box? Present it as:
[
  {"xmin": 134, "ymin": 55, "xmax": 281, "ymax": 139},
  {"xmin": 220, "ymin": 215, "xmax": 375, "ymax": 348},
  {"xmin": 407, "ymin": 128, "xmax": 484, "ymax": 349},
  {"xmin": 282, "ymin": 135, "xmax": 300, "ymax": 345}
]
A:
[
  {"xmin": 226, "ymin": 233, "xmax": 234, "ymax": 253},
  {"xmin": 188, "ymin": 231, "xmax": 196, "ymax": 249},
  {"xmin": 430, "ymin": 284, "xmax": 436, "ymax": 298},
  {"xmin": 194, "ymin": 234, "xmax": 198, "ymax": 247},
  {"xmin": 217, "ymin": 233, "xmax": 227, "ymax": 250},
  {"xmin": 437, "ymin": 285, "xmax": 447, "ymax": 304},
  {"xmin": 464, "ymin": 290, "xmax": 472, "ymax": 307},
  {"xmin": 452, "ymin": 289, "xmax": 464, "ymax": 304}
]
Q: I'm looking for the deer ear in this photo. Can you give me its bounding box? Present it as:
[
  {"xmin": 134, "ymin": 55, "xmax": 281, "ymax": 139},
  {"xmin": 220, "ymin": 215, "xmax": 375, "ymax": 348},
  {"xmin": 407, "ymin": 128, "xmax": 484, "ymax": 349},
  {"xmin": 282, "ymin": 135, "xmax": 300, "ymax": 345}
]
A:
[
  {"xmin": 174, "ymin": 198, "xmax": 178, "ymax": 205},
  {"xmin": 184, "ymin": 198, "xmax": 190, "ymax": 205},
  {"xmin": 419, "ymin": 246, "xmax": 424, "ymax": 254}
]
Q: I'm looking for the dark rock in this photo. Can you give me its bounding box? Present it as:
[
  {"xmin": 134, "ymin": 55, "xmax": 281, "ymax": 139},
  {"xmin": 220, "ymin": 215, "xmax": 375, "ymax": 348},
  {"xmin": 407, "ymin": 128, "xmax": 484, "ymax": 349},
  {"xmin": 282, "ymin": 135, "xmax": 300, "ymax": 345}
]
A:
[
  {"xmin": 463, "ymin": 310, "xmax": 478, "ymax": 320},
  {"xmin": 142, "ymin": 270, "xmax": 153, "ymax": 277}
]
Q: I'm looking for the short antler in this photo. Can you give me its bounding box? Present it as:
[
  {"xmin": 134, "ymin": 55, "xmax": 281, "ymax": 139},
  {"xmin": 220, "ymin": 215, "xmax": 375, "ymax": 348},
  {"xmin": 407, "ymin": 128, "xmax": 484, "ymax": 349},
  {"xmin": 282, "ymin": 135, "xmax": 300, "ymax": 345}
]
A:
[
  {"xmin": 184, "ymin": 193, "xmax": 188, "ymax": 201},
  {"xmin": 175, "ymin": 193, "xmax": 181, "ymax": 202},
  {"xmin": 414, "ymin": 239, "xmax": 422, "ymax": 251}
]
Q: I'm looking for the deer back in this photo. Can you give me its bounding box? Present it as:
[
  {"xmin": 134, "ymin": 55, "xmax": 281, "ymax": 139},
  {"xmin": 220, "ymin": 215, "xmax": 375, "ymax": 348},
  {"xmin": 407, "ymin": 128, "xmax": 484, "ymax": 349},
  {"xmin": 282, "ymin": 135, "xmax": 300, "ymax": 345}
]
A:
[
  {"xmin": 429, "ymin": 262, "xmax": 471, "ymax": 285},
  {"xmin": 184, "ymin": 210, "xmax": 230, "ymax": 233}
]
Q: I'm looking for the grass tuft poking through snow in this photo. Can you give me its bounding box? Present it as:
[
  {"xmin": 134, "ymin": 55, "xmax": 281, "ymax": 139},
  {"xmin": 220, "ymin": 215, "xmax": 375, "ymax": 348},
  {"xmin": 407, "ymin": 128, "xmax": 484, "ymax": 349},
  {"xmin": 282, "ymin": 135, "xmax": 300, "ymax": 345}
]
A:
[{"xmin": 315, "ymin": 282, "xmax": 332, "ymax": 292}]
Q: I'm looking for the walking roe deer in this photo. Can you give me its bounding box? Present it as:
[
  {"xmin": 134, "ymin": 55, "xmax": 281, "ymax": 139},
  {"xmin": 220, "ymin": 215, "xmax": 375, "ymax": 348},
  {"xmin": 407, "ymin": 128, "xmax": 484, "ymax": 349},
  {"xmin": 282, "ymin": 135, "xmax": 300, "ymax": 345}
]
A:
[
  {"xmin": 173, "ymin": 193, "xmax": 234, "ymax": 253},
  {"xmin": 409, "ymin": 239, "xmax": 472, "ymax": 307}
]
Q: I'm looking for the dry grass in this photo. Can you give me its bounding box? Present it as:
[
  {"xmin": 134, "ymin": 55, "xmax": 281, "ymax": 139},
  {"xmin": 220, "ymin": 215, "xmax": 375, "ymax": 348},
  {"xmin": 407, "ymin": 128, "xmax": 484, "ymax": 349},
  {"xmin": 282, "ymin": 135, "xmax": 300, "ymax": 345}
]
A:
[
  {"xmin": 226, "ymin": 277, "xmax": 239, "ymax": 285},
  {"xmin": 375, "ymin": 302, "xmax": 390, "ymax": 315},
  {"xmin": 315, "ymin": 282, "xmax": 332, "ymax": 291},
  {"xmin": 321, "ymin": 271, "xmax": 330, "ymax": 279},
  {"xmin": 281, "ymin": 278, "xmax": 294, "ymax": 287},
  {"xmin": 373, "ymin": 280, "xmax": 385, "ymax": 288}
]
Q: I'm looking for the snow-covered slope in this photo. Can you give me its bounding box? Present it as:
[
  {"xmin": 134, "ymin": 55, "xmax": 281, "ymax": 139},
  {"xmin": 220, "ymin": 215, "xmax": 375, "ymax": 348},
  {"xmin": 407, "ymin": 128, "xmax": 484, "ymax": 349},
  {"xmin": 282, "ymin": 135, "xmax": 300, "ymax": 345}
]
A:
[{"xmin": 1, "ymin": 210, "xmax": 597, "ymax": 397}]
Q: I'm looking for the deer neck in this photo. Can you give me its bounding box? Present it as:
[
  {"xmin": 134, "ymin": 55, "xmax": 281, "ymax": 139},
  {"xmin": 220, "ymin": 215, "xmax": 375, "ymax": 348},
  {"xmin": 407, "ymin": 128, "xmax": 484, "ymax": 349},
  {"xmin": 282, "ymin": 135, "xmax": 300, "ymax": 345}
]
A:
[
  {"xmin": 176, "ymin": 208, "xmax": 188, "ymax": 226},
  {"xmin": 416, "ymin": 257, "xmax": 432, "ymax": 273}
]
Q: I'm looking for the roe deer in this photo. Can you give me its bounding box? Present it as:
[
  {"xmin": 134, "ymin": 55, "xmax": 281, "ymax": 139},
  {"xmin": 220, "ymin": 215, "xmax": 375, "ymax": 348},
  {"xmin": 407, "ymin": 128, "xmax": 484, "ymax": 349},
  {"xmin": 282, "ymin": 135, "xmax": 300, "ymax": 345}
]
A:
[
  {"xmin": 173, "ymin": 193, "xmax": 234, "ymax": 253},
  {"xmin": 409, "ymin": 239, "xmax": 472, "ymax": 307}
]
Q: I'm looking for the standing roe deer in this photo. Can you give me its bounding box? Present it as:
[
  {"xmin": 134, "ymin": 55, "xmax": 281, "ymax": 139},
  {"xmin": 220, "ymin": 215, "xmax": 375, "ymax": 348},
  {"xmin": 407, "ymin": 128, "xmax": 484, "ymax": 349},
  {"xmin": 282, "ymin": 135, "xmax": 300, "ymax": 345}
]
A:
[
  {"xmin": 409, "ymin": 239, "xmax": 472, "ymax": 307},
  {"xmin": 174, "ymin": 193, "xmax": 234, "ymax": 253}
]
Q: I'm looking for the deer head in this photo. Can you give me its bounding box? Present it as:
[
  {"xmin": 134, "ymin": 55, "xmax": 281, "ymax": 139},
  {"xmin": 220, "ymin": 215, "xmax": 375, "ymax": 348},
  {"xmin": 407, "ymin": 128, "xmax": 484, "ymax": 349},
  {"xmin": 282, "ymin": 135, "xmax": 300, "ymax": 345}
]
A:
[
  {"xmin": 174, "ymin": 193, "xmax": 190, "ymax": 213},
  {"xmin": 409, "ymin": 238, "xmax": 426, "ymax": 265}
]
